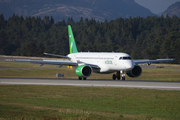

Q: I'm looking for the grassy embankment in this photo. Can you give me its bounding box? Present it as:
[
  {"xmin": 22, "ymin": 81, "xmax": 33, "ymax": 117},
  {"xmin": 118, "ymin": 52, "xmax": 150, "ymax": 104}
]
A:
[
  {"xmin": 0, "ymin": 85, "xmax": 180, "ymax": 120},
  {"xmin": 0, "ymin": 61, "xmax": 180, "ymax": 81}
]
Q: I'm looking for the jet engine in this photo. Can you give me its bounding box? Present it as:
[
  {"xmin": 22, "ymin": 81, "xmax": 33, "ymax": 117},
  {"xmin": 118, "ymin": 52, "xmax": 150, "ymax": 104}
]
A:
[
  {"xmin": 126, "ymin": 65, "xmax": 142, "ymax": 77},
  {"xmin": 75, "ymin": 65, "xmax": 92, "ymax": 78}
]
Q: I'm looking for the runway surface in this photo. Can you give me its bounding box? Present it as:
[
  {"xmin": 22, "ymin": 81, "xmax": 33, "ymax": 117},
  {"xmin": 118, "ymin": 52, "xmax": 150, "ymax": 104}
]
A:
[{"xmin": 1, "ymin": 78, "xmax": 180, "ymax": 90}]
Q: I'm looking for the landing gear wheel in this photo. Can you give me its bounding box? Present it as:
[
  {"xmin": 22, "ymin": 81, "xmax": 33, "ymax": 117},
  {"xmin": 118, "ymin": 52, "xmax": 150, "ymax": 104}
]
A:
[
  {"xmin": 117, "ymin": 71, "xmax": 120, "ymax": 80},
  {"xmin": 121, "ymin": 77, "xmax": 125, "ymax": 80},
  {"xmin": 112, "ymin": 74, "xmax": 116, "ymax": 80},
  {"xmin": 83, "ymin": 78, "xmax": 86, "ymax": 80},
  {"xmin": 79, "ymin": 77, "xmax": 82, "ymax": 80}
]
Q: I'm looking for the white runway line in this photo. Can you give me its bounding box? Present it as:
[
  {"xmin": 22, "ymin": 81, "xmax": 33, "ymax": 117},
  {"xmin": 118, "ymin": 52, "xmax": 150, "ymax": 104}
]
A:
[{"xmin": 1, "ymin": 82, "xmax": 180, "ymax": 90}]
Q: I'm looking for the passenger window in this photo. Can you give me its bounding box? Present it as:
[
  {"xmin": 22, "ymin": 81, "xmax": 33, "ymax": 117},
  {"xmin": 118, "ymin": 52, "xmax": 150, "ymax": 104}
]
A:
[{"xmin": 119, "ymin": 57, "xmax": 122, "ymax": 60}]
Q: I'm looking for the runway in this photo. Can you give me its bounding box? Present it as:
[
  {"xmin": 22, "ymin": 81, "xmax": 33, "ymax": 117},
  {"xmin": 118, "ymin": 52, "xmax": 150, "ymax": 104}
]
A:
[{"xmin": 1, "ymin": 78, "xmax": 180, "ymax": 90}]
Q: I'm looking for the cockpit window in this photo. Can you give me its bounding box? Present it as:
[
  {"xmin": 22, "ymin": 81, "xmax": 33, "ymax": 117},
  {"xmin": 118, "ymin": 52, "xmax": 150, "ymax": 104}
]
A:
[{"xmin": 119, "ymin": 57, "xmax": 132, "ymax": 60}]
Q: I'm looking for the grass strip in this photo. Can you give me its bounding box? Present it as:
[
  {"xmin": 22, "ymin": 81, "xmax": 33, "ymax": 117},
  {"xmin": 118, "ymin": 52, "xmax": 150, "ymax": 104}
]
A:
[
  {"xmin": 0, "ymin": 85, "xmax": 180, "ymax": 119},
  {"xmin": 1, "ymin": 68, "xmax": 180, "ymax": 81},
  {"xmin": 1, "ymin": 61, "xmax": 180, "ymax": 81}
]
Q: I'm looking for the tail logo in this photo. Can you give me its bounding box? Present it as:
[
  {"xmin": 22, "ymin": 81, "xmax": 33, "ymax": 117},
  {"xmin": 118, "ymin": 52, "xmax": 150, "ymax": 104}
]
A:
[{"xmin": 71, "ymin": 42, "xmax": 73, "ymax": 50}]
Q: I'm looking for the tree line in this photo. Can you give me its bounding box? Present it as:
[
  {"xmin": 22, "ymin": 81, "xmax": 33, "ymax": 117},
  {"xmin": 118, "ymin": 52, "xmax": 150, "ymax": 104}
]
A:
[{"xmin": 0, "ymin": 14, "xmax": 180, "ymax": 63}]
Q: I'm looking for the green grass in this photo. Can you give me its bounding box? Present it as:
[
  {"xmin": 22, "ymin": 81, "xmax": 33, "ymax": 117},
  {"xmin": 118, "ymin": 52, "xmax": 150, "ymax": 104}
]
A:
[
  {"xmin": 0, "ymin": 85, "xmax": 180, "ymax": 119},
  {"xmin": 1, "ymin": 61, "xmax": 180, "ymax": 119},
  {"xmin": 0, "ymin": 61, "xmax": 180, "ymax": 81},
  {"xmin": 131, "ymin": 70, "xmax": 180, "ymax": 81}
]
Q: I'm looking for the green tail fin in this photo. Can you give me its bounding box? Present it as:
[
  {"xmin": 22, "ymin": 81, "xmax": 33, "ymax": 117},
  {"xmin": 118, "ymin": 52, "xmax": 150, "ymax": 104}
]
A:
[{"xmin": 68, "ymin": 25, "xmax": 78, "ymax": 54}]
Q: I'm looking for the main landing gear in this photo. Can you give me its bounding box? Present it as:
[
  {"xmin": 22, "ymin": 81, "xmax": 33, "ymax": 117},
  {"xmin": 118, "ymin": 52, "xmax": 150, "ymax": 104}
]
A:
[
  {"xmin": 112, "ymin": 71, "xmax": 125, "ymax": 80},
  {"xmin": 79, "ymin": 77, "xmax": 86, "ymax": 80}
]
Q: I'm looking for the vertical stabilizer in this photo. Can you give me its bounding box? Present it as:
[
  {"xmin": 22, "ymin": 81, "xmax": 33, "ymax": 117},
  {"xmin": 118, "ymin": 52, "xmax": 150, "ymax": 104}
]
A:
[{"xmin": 68, "ymin": 25, "xmax": 78, "ymax": 54}]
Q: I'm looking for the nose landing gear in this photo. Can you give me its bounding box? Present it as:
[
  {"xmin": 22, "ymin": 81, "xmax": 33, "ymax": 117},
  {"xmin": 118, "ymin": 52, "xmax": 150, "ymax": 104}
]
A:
[
  {"xmin": 121, "ymin": 70, "xmax": 125, "ymax": 80},
  {"xmin": 112, "ymin": 71, "xmax": 125, "ymax": 80}
]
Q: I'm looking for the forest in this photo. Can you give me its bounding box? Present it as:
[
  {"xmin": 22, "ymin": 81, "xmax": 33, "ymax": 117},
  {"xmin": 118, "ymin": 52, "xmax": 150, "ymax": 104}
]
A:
[{"xmin": 0, "ymin": 14, "xmax": 180, "ymax": 63}]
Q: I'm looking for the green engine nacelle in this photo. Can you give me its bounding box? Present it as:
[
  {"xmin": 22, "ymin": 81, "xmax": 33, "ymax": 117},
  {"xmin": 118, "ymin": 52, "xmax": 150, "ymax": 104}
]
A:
[
  {"xmin": 75, "ymin": 65, "xmax": 92, "ymax": 78},
  {"xmin": 126, "ymin": 65, "xmax": 142, "ymax": 77}
]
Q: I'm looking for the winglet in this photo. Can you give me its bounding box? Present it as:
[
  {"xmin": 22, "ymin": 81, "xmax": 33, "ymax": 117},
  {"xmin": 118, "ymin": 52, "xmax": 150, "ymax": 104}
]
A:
[{"xmin": 68, "ymin": 25, "xmax": 78, "ymax": 54}]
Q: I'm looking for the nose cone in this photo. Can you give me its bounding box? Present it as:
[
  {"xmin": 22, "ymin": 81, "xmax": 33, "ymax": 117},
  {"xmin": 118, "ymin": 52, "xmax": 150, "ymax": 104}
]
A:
[{"xmin": 125, "ymin": 60, "xmax": 134, "ymax": 70}]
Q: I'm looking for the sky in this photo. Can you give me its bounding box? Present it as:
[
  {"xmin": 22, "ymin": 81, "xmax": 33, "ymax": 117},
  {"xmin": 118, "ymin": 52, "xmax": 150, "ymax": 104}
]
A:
[{"xmin": 134, "ymin": 0, "xmax": 180, "ymax": 14}]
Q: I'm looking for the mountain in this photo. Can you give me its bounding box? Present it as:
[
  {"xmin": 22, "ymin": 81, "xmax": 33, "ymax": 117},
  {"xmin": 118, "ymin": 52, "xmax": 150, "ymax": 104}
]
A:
[
  {"xmin": 163, "ymin": 2, "xmax": 180, "ymax": 17},
  {"xmin": 0, "ymin": 0, "xmax": 156, "ymax": 22},
  {"xmin": 157, "ymin": 11, "xmax": 164, "ymax": 16}
]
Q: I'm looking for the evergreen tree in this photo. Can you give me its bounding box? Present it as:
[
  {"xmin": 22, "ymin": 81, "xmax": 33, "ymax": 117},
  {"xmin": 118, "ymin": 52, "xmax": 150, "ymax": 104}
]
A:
[{"xmin": 0, "ymin": 14, "xmax": 179, "ymax": 63}]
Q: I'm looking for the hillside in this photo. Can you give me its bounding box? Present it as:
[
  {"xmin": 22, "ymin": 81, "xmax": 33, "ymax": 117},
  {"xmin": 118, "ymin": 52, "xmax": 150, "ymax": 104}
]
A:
[
  {"xmin": 0, "ymin": 0, "xmax": 156, "ymax": 22},
  {"xmin": 163, "ymin": 2, "xmax": 180, "ymax": 17}
]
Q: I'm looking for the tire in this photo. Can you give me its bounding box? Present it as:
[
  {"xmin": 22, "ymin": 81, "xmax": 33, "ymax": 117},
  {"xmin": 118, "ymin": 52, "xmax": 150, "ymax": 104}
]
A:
[
  {"xmin": 113, "ymin": 74, "xmax": 116, "ymax": 80},
  {"xmin": 121, "ymin": 77, "xmax": 125, "ymax": 80},
  {"xmin": 117, "ymin": 76, "xmax": 120, "ymax": 80}
]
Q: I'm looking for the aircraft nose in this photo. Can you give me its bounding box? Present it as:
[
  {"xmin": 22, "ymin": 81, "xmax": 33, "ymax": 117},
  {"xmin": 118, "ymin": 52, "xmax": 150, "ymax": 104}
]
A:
[{"xmin": 125, "ymin": 61, "xmax": 134, "ymax": 70}]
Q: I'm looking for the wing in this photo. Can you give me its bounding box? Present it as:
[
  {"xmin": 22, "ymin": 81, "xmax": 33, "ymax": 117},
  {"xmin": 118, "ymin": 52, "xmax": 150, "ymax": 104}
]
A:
[
  {"xmin": 133, "ymin": 59, "xmax": 174, "ymax": 65},
  {"xmin": 14, "ymin": 59, "xmax": 77, "ymax": 66},
  {"xmin": 77, "ymin": 61, "xmax": 100, "ymax": 69},
  {"xmin": 14, "ymin": 59, "xmax": 100, "ymax": 68},
  {"xmin": 83, "ymin": 63, "xmax": 100, "ymax": 69},
  {"xmin": 44, "ymin": 53, "xmax": 70, "ymax": 59}
]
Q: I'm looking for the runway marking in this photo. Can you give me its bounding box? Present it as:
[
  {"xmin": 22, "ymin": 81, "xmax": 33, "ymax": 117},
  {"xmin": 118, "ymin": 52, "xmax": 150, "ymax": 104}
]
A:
[{"xmin": 1, "ymin": 82, "xmax": 180, "ymax": 90}]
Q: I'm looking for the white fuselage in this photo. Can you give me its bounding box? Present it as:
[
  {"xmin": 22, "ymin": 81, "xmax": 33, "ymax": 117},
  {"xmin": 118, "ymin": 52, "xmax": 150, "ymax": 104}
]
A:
[{"xmin": 68, "ymin": 52, "xmax": 134, "ymax": 73}]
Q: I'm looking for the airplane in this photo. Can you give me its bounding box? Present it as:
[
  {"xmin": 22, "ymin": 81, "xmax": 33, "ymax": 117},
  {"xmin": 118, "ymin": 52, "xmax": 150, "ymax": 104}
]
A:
[{"xmin": 15, "ymin": 25, "xmax": 174, "ymax": 80}]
